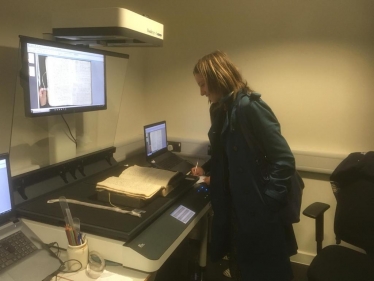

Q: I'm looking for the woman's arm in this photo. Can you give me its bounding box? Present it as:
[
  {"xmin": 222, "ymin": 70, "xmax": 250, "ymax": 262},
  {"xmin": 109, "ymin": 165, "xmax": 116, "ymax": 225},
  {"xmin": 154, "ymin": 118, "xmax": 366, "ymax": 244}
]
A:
[{"xmin": 240, "ymin": 94, "xmax": 295, "ymax": 208}]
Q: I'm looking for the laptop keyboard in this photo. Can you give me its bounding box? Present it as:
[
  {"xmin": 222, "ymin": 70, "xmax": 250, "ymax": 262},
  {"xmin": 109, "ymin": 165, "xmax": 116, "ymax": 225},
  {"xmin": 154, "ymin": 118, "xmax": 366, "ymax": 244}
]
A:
[
  {"xmin": 0, "ymin": 231, "xmax": 37, "ymax": 270},
  {"xmin": 156, "ymin": 154, "xmax": 184, "ymax": 169}
]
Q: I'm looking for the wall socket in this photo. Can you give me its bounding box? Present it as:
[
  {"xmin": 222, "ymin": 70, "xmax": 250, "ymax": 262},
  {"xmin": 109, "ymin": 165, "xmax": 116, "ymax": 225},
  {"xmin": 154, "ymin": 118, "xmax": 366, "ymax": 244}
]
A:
[{"xmin": 167, "ymin": 141, "xmax": 182, "ymax": 152}]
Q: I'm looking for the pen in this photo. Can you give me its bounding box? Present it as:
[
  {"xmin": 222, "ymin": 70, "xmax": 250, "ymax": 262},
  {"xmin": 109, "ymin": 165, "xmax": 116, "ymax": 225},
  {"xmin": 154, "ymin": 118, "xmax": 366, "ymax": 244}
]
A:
[{"xmin": 65, "ymin": 227, "xmax": 72, "ymax": 245}]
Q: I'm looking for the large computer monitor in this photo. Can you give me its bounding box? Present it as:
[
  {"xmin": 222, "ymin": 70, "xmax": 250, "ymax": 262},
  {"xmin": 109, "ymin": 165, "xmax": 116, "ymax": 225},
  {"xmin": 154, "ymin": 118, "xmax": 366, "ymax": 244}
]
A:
[{"xmin": 19, "ymin": 35, "xmax": 107, "ymax": 117}]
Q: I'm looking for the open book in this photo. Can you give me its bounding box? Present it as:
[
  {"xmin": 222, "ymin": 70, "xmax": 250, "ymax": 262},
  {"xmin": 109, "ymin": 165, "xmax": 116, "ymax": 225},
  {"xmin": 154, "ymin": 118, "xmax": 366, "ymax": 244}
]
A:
[
  {"xmin": 45, "ymin": 56, "xmax": 92, "ymax": 106},
  {"xmin": 96, "ymin": 165, "xmax": 183, "ymax": 199}
]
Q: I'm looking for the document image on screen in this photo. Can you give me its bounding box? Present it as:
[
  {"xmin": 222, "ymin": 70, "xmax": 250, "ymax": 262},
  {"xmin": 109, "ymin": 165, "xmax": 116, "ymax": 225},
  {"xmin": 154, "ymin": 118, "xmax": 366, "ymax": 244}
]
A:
[
  {"xmin": 149, "ymin": 130, "xmax": 163, "ymax": 153},
  {"xmin": 45, "ymin": 56, "xmax": 92, "ymax": 107}
]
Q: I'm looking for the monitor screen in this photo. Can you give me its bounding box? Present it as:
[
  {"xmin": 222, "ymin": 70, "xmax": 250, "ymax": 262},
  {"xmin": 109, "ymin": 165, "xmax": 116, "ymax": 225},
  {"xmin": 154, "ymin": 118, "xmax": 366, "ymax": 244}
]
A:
[
  {"xmin": 19, "ymin": 36, "xmax": 107, "ymax": 117},
  {"xmin": 144, "ymin": 121, "xmax": 168, "ymax": 157},
  {"xmin": 0, "ymin": 154, "xmax": 13, "ymax": 219}
]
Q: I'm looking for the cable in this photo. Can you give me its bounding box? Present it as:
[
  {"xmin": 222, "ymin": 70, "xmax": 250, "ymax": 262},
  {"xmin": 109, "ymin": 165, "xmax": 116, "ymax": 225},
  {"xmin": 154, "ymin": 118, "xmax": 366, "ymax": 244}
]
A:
[
  {"xmin": 8, "ymin": 40, "xmax": 22, "ymax": 157},
  {"xmin": 60, "ymin": 114, "xmax": 77, "ymax": 147},
  {"xmin": 108, "ymin": 192, "xmax": 120, "ymax": 209},
  {"xmin": 46, "ymin": 241, "xmax": 62, "ymax": 258},
  {"xmin": 41, "ymin": 71, "xmax": 47, "ymax": 89},
  {"xmin": 59, "ymin": 259, "xmax": 83, "ymax": 273}
]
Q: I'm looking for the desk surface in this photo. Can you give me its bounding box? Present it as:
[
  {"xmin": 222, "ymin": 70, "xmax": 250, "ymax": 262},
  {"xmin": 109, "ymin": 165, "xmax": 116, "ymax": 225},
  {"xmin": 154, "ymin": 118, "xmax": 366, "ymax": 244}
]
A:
[
  {"xmin": 15, "ymin": 155, "xmax": 199, "ymax": 241},
  {"xmin": 51, "ymin": 270, "xmax": 149, "ymax": 281},
  {"xmin": 44, "ymin": 247, "xmax": 153, "ymax": 281},
  {"xmin": 23, "ymin": 180, "xmax": 211, "ymax": 272},
  {"xmin": 15, "ymin": 152, "xmax": 211, "ymax": 276}
]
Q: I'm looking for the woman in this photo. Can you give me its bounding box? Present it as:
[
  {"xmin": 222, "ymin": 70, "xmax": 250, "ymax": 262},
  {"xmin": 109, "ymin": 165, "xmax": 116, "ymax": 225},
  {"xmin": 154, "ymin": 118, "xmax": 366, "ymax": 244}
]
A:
[{"xmin": 192, "ymin": 51, "xmax": 297, "ymax": 280}]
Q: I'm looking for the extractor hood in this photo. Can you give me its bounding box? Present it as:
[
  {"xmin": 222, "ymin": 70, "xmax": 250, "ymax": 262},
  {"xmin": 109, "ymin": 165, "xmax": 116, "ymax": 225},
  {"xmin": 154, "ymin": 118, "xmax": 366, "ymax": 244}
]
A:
[{"xmin": 51, "ymin": 7, "xmax": 163, "ymax": 47}]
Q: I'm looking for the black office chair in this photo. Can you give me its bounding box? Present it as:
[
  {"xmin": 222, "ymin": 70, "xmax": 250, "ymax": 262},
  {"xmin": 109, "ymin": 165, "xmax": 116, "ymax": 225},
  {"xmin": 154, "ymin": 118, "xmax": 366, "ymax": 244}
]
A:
[{"xmin": 303, "ymin": 151, "xmax": 374, "ymax": 281}]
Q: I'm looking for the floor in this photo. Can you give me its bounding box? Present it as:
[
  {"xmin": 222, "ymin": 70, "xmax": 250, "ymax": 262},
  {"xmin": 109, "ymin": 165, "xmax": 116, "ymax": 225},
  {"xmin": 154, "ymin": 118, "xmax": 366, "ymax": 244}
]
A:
[{"xmin": 154, "ymin": 238, "xmax": 309, "ymax": 281}]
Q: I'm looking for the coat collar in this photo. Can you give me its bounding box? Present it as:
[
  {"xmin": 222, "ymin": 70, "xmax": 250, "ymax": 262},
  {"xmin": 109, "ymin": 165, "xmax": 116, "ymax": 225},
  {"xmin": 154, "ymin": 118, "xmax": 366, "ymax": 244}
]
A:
[{"xmin": 221, "ymin": 90, "xmax": 248, "ymax": 134}]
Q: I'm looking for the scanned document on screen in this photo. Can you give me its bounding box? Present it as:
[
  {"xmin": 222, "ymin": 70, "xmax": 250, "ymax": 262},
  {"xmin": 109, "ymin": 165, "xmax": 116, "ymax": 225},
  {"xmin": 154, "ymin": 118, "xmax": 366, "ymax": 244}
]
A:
[{"xmin": 45, "ymin": 56, "xmax": 92, "ymax": 106}]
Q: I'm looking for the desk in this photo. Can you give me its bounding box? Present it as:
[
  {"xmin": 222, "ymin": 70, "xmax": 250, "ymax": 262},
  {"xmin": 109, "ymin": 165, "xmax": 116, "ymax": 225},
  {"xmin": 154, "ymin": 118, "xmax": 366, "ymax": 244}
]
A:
[
  {"xmin": 47, "ymin": 253, "xmax": 153, "ymax": 281},
  {"xmin": 15, "ymin": 151, "xmax": 211, "ymax": 280},
  {"xmin": 51, "ymin": 270, "xmax": 151, "ymax": 281},
  {"xmin": 23, "ymin": 192, "xmax": 210, "ymax": 272},
  {"xmin": 24, "ymin": 199, "xmax": 210, "ymax": 280},
  {"xmin": 43, "ymin": 247, "xmax": 154, "ymax": 281}
]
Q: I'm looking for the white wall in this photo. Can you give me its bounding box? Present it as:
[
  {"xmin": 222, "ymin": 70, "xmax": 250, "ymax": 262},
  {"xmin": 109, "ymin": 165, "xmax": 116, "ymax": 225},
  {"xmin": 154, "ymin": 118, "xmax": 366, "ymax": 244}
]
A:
[
  {"xmin": 142, "ymin": 0, "xmax": 374, "ymax": 156},
  {"xmin": 1, "ymin": 0, "xmax": 373, "ymax": 265},
  {"xmin": 136, "ymin": 0, "xmax": 374, "ymax": 263},
  {"xmin": 0, "ymin": 0, "xmax": 150, "ymax": 154}
]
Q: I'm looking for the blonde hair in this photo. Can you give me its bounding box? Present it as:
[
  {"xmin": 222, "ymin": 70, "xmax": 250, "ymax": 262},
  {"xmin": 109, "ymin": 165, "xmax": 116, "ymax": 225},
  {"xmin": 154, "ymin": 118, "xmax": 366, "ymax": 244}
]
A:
[{"xmin": 193, "ymin": 50, "xmax": 251, "ymax": 98}]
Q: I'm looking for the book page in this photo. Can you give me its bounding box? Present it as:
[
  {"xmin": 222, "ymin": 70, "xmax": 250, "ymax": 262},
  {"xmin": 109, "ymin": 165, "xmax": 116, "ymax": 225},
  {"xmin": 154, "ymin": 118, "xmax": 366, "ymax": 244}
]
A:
[
  {"xmin": 96, "ymin": 176, "xmax": 161, "ymax": 198},
  {"xmin": 45, "ymin": 57, "xmax": 92, "ymax": 106},
  {"xmin": 96, "ymin": 165, "xmax": 180, "ymax": 198}
]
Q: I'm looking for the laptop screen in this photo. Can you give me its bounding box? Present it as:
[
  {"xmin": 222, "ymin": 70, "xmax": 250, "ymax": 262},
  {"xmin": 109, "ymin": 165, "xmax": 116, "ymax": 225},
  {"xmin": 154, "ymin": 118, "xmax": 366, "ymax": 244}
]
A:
[
  {"xmin": 144, "ymin": 121, "xmax": 168, "ymax": 158},
  {"xmin": 0, "ymin": 153, "xmax": 13, "ymax": 222}
]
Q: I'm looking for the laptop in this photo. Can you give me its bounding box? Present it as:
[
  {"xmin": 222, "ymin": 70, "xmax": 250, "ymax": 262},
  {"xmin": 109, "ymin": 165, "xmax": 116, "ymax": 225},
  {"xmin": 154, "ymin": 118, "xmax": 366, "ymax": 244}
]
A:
[
  {"xmin": 144, "ymin": 121, "xmax": 194, "ymax": 175},
  {"xmin": 0, "ymin": 153, "xmax": 62, "ymax": 281}
]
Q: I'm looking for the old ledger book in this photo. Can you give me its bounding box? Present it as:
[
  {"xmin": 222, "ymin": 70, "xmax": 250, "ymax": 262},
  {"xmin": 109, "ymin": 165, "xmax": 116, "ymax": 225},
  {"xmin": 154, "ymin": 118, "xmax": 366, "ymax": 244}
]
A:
[
  {"xmin": 96, "ymin": 165, "xmax": 183, "ymax": 199},
  {"xmin": 45, "ymin": 56, "xmax": 92, "ymax": 106}
]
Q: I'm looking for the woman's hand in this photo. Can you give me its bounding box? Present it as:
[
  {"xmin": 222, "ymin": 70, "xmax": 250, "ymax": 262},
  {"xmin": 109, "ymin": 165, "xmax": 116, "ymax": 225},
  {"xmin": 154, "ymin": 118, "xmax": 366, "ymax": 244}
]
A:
[
  {"xmin": 191, "ymin": 166, "xmax": 205, "ymax": 176},
  {"xmin": 39, "ymin": 88, "xmax": 48, "ymax": 106}
]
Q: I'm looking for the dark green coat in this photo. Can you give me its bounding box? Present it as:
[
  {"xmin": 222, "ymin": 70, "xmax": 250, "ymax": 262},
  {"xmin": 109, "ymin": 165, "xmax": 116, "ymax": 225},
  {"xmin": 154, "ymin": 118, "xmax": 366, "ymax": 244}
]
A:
[{"xmin": 208, "ymin": 90, "xmax": 295, "ymax": 280}]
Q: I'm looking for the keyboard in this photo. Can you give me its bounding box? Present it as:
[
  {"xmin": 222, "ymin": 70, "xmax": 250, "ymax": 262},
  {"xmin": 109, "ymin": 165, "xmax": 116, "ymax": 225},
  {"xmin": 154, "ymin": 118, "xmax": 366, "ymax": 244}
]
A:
[
  {"xmin": 156, "ymin": 154, "xmax": 184, "ymax": 170},
  {"xmin": 0, "ymin": 231, "xmax": 37, "ymax": 270}
]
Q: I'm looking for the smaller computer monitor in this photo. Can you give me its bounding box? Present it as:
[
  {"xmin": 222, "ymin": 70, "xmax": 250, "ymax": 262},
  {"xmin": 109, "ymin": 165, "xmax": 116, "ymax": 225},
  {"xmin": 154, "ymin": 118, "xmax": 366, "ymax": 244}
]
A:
[{"xmin": 19, "ymin": 35, "xmax": 107, "ymax": 117}]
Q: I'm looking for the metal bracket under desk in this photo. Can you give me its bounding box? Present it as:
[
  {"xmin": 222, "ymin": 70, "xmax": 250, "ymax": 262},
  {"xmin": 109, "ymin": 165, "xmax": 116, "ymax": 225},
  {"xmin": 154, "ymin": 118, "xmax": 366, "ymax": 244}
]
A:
[{"xmin": 12, "ymin": 147, "xmax": 117, "ymax": 205}]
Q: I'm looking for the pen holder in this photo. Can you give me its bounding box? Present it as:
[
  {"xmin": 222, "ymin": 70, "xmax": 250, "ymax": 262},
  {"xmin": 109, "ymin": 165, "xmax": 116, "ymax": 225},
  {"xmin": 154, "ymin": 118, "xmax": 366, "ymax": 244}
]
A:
[{"xmin": 67, "ymin": 239, "xmax": 88, "ymax": 271}]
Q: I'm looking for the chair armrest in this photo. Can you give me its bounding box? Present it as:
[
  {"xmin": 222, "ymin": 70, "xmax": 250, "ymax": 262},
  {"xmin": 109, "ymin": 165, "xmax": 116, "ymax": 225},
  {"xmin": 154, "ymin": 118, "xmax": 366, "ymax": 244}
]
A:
[
  {"xmin": 303, "ymin": 202, "xmax": 330, "ymax": 219},
  {"xmin": 303, "ymin": 202, "xmax": 331, "ymax": 254}
]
